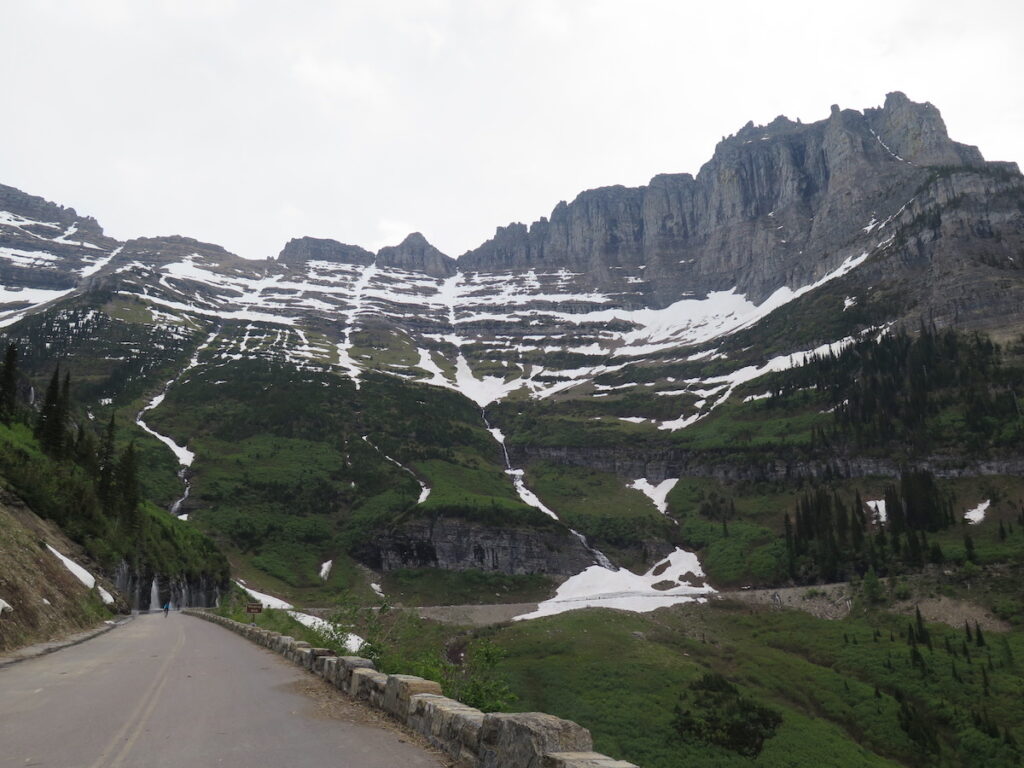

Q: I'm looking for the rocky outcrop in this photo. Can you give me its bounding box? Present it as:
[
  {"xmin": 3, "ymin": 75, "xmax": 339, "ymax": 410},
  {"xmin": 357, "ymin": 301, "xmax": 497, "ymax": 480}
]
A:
[
  {"xmin": 370, "ymin": 516, "xmax": 596, "ymax": 575},
  {"xmin": 0, "ymin": 183, "xmax": 113, "ymax": 248},
  {"xmin": 377, "ymin": 232, "xmax": 457, "ymax": 277},
  {"xmin": 864, "ymin": 92, "xmax": 984, "ymax": 168},
  {"xmin": 112, "ymin": 562, "xmax": 223, "ymax": 611},
  {"xmin": 277, "ymin": 236, "xmax": 375, "ymax": 267}
]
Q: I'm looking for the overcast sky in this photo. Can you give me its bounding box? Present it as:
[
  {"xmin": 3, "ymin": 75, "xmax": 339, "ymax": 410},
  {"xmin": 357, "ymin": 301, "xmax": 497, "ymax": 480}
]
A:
[{"xmin": 1, "ymin": 1, "xmax": 1021, "ymax": 260}]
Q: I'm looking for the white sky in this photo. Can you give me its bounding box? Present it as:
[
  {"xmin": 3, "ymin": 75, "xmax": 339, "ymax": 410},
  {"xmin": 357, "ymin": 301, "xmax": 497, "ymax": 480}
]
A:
[{"xmin": 1, "ymin": 1, "xmax": 1021, "ymax": 260}]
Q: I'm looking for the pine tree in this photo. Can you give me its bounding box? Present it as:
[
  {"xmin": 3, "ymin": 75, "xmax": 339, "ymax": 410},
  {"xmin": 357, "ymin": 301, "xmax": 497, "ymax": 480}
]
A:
[
  {"xmin": 915, "ymin": 606, "xmax": 929, "ymax": 645},
  {"xmin": 98, "ymin": 415, "xmax": 117, "ymax": 508},
  {"xmin": 975, "ymin": 622, "xmax": 985, "ymax": 647},
  {"xmin": 115, "ymin": 443, "xmax": 140, "ymax": 517},
  {"xmin": 863, "ymin": 566, "xmax": 881, "ymax": 604},
  {"xmin": 783, "ymin": 512, "xmax": 795, "ymax": 577},
  {"xmin": 36, "ymin": 366, "xmax": 64, "ymax": 455},
  {"xmin": 964, "ymin": 533, "xmax": 976, "ymax": 563},
  {"xmin": 0, "ymin": 342, "xmax": 17, "ymax": 424}
]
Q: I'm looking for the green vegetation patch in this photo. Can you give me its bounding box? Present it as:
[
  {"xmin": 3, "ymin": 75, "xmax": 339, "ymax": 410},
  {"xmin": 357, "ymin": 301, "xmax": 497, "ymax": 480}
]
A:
[{"xmin": 381, "ymin": 568, "xmax": 555, "ymax": 606}]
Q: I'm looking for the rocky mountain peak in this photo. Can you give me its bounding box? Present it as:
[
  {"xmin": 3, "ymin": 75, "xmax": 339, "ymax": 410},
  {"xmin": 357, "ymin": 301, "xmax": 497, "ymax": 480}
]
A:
[
  {"xmin": 118, "ymin": 236, "xmax": 251, "ymax": 272},
  {"xmin": 0, "ymin": 183, "xmax": 113, "ymax": 248},
  {"xmin": 277, "ymin": 236, "xmax": 374, "ymax": 267},
  {"xmin": 865, "ymin": 91, "xmax": 985, "ymax": 167},
  {"xmin": 376, "ymin": 232, "xmax": 456, "ymax": 277}
]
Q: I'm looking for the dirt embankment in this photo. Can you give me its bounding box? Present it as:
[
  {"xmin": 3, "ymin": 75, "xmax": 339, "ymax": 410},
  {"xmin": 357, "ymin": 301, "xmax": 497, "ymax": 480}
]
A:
[
  {"xmin": 721, "ymin": 583, "xmax": 854, "ymax": 620},
  {"xmin": 0, "ymin": 490, "xmax": 119, "ymax": 654},
  {"xmin": 720, "ymin": 578, "xmax": 1011, "ymax": 632}
]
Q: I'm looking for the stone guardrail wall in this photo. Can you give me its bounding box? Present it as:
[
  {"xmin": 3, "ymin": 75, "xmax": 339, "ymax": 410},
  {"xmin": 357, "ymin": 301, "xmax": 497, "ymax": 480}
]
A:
[{"xmin": 182, "ymin": 609, "xmax": 637, "ymax": 767}]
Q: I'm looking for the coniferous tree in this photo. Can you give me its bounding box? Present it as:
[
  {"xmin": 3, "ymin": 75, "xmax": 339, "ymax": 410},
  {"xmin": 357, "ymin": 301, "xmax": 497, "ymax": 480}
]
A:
[
  {"xmin": 115, "ymin": 443, "xmax": 140, "ymax": 516},
  {"xmin": 964, "ymin": 533, "xmax": 976, "ymax": 563},
  {"xmin": 0, "ymin": 342, "xmax": 17, "ymax": 424},
  {"xmin": 98, "ymin": 415, "xmax": 116, "ymax": 508},
  {"xmin": 36, "ymin": 366, "xmax": 64, "ymax": 455},
  {"xmin": 915, "ymin": 606, "xmax": 929, "ymax": 645}
]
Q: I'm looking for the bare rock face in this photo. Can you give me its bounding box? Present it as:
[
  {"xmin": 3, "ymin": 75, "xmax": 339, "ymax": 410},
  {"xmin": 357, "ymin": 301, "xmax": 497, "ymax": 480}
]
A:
[
  {"xmin": 377, "ymin": 232, "xmax": 457, "ymax": 277},
  {"xmin": 370, "ymin": 516, "xmax": 596, "ymax": 576},
  {"xmin": 460, "ymin": 93, "xmax": 1007, "ymax": 307},
  {"xmin": 0, "ymin": 184, "xmax": 119, "ymax": 296},
  {"xmin": 277, "ymin": 236, "xmax": 374, "ymax": 267}
]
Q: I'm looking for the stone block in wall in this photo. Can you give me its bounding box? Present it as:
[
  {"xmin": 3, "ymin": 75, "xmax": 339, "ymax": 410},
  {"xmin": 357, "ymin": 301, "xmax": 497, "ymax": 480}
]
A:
[
  {"xmin": 408, "ymin": 694, "xmax": 485, "ymax": 764},
  {"xmin": 349, "ymin": 667, "xmax": 389, "ymax": 701},
  {"xmin": 321, "ymin": 657, "xmax": 338, "ymax": 684},
  {"xmin": 277, "ymin": 636, "xmax": 295, "ymax": 654},
  {"xmin": 383, "ymin": 675, "xmax": 444, "ymax": 721},
  {"xmin": 542, "ymin": 753, "xmax": 639, "ymax": 768},
  {"xmin": 369, "ymin": 675, "xmax": 387, "ymax": 709},
  {"xmin": 478, "ymin": 713, "xmax": 593, "ymax": 768},
  {"xmin": 309, "ymin": 648, "xmax": 336, "ymax": 673},
  {"xmin": 294, "ymin": 648, "xmax": 313, "ymax": 668},
  {"xmin": 337, "ymin": 656, "xmax": 375, "ymax": 690}
]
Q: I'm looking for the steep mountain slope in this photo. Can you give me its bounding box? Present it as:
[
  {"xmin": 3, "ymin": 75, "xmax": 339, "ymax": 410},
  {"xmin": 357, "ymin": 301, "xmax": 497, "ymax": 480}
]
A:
[
  {"xmin": 0, "ymin": 92, "xmax": 1021, "ymax": 600},
  {"xmin": 0, "ymin": 489, "xmax": 119, "ymax": 652}
]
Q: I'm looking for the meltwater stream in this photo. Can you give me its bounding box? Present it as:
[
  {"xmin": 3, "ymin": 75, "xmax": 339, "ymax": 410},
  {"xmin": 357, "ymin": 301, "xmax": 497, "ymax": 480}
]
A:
[
  {"xmin": 135, "ymin": 330, "xmax": 219, "ymax": 518},
  {"xmin": 360, "ymin": 435, "xmax": 430, "ymax": 503},
  {"xmin": 481, "ymin": 409, "xmax": 616, "ymax": 571}
]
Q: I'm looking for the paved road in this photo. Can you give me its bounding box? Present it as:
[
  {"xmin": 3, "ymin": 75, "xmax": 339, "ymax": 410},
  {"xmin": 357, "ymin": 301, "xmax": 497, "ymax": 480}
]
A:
[{"xmin": 0, "ymin": 613, "xmax": 443, "ymax": 768}]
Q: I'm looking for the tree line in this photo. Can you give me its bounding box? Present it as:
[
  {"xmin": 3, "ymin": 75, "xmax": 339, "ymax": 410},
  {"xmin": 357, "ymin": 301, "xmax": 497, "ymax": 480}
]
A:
[
  {"xmin": 1, "ymin": 343, "xmax": 145, "ymax": 554},
  {"xmin": 769, "ymin": 325, "xmax": 1023, "ymax": 452}
]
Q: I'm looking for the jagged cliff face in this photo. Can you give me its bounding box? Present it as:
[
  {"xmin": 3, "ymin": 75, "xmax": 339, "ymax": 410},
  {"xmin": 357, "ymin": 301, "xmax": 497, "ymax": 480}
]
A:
[
  {"xmin": 460, "ymin": 92, "xmax": 997, "ymax": 308},
  {"xmin": 0, "ymin": 93, "xmax": 1022, "ymax": 580}
]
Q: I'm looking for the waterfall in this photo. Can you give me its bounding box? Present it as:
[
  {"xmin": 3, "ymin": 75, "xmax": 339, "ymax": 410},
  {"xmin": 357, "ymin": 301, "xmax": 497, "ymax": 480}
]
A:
[
  {"xmin": 481, "ymin": 408, "xmax": 617, "ymax": 571},
  {"xmin": 361, "ymin": 435, "xmax": 430, "ymax": 503},
  {"xmin": 169, "ymin": 468, "xmax": 191, "ymax": 518},
  {"xmin": 136, "ymin": 329, "xmax": 219, "ymax": 518},
  {"xmin": 149, "ymin": 577, "xmax": 160, "ymax": 612}
]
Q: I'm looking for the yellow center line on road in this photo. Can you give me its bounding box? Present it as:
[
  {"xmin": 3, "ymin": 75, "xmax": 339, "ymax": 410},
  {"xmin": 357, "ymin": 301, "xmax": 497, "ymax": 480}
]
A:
[{"xmin": 87, "ymin": 620, "xmax": 186, "ymax": 768}]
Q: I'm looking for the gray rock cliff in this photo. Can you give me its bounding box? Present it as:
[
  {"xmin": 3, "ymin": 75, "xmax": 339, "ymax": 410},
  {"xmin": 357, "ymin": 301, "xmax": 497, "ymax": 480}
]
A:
[{"xmin": 377, "ymin": 232, "xmax": 457, "ymax": 277}]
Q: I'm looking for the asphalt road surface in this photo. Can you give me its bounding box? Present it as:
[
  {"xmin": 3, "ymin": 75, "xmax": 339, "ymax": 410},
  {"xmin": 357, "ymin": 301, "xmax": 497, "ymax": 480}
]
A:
[{"xmin": 0, "ymin": 612, "xmax": 444, "ymax": 768}]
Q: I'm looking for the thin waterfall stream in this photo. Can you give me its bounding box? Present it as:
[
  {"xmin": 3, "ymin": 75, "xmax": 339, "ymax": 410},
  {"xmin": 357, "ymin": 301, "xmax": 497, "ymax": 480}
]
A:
[
  {"xmin": 136, "ymin": 330, "xmax": 219, "ymax": 518},
  {"xmin": 481, "ymin": 408, "xmax": 616, "ymax": 570}
]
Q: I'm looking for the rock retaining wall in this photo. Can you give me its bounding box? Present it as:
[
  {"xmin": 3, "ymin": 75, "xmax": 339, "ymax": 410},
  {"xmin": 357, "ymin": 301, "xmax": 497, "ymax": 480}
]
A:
[{"xmin": 182, "ymin": 609, "xmax": 636, "ymax": 767}]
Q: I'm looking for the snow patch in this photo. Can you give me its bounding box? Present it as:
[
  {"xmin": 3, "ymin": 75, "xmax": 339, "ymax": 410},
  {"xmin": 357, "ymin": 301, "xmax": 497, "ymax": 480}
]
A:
[
  {"xmin": 964, "ymin": 500, "xmax": 990, "ymax": 525},
  {"xmin": 46, "ymin": 545, "xmax": 115, "ymax": 604},
  {"xmin": 235, "ymin": 581, "xmax": 293, "ymax": 609},
  {"xmin": 628, "ymin": 478, "xmax": 678, "ymax": 515},
  {"xmin": 515, "ymin": 548, "xmax": 715, "ymax": 620},
  {"xmin": 866, "ymin": 500, "xmax": 887, "ymax": 523}
]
